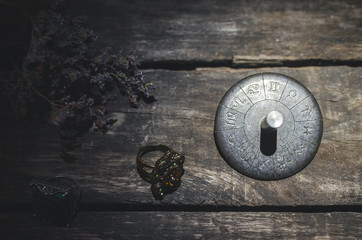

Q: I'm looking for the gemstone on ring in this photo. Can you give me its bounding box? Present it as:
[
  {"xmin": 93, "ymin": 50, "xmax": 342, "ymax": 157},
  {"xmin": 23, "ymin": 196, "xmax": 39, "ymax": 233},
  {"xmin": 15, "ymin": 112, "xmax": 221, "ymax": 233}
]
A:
[
  {"xmin": 136, "ymin": 145, "xmax": 185, "ymax": 200},
  {"xmin": 30, "ymin": 176, "xmax": 82, "ymax": 227}
]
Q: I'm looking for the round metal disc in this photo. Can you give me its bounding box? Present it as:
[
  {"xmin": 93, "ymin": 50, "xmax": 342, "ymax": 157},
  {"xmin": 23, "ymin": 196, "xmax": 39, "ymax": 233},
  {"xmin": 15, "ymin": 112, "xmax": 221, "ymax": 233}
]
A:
[{"xmin": 214, "ymin": 73, "xmax": 323, "ymax": 180}]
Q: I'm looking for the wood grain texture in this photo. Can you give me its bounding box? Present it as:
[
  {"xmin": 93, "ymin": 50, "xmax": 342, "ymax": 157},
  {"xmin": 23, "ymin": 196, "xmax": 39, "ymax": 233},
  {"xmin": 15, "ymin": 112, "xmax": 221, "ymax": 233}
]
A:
[
  {"xmin": 69, "ymin": 0, "xmax": 362, "ymax": 64},
  {"xmin": 0, "ymin": 211, "xmax": 361, "ymax": 240},
  {"xmin": 0, "ymin": 66, "xmax": 360, "ymax": 206}
]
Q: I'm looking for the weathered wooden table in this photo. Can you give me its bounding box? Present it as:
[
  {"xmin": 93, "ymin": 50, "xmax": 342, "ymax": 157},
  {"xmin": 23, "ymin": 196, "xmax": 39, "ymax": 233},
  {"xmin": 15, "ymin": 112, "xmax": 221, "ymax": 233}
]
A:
[{"xmin": 1, "ymin": 0, "xmax": 361, "ymax": 239}]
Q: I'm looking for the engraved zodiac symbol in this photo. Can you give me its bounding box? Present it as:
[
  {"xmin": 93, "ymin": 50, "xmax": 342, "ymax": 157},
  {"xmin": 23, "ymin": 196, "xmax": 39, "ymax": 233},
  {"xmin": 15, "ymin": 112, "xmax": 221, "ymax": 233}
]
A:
[
  {"xmin": 259, "ymin": 159, "xmax": 271, "ymax": 170},
  {"xmin": 276, "ymin": 154, "xmax": 289, "ymax": 170},
  {"xmin": 237, "ymin": 144, "xmax": 253, "ymax": 163},
  {"xmin": 247, "ymin": 84, "xmax": 260, "ymax": 95},
  {"xmin": 227, "ymin": 133, "xmax": 236, "ymax": 146},
  {"xmin": 303, "ymin": 126, "xmax": 313, "ymax": 136},
  {"xmin": 267, "ymin": 81, "xmax": 280, "ymax": 92},
  {"xmin": 277, "ymin": 160, "xmax": 286, "ymax": 170},
  {"xmin": 236, "ymin": 144, "xmax": 247, "ymax": 153},
  {"xmin": 232, "ymin": 97, "xmax": 246, "ymax": 108},
  {"xmin": 287, "ymin": 90, "xmax": 297, "ymax": 98},
  {"xmin": 235, "ymin": 144, "xmax": 249, "ymax": 158},
  {"xmin": 294, "ymin": 144, "xmax": 306, "ymax": 155},
  {"xmin": 225, "ymin": 112, "xmax": 236, "ymax": 126},
  {"xmin": 300, "ymin": 105, "xmax": 312, "ymax": 115},
  {"xmin": 241, "ymin": 151, "xmax": 254, "ymax": 163}
]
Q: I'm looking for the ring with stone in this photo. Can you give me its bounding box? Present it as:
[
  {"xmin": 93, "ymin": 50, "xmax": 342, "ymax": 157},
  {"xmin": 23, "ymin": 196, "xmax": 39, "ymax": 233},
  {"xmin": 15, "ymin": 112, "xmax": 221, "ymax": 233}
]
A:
[{"xmin": 136, "ymin": 144, "xmax": 185, "ymax": 200}]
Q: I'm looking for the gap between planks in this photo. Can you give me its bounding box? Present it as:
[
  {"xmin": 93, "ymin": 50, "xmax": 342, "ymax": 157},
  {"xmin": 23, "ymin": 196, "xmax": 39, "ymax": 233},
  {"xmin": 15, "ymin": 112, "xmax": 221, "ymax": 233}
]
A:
[
  {"xmin": 140, "ymin": 58, "xmax": 362, "ymax": 71},
  {"xmin": 1, "ymin": 203, "xmax": 361, "ymax": 213}
]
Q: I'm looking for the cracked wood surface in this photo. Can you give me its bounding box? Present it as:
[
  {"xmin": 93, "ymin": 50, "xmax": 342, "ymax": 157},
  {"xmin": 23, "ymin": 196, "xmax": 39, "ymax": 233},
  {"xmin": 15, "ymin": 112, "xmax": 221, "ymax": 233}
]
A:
[
  {"xmin": 1, "ymin": 1, "xmax": 361, "ymax": 238},
  {"xmin": 0, "ymin": 212, "xmax": 361, "ymax": 240},
  {"xmin": 0, "ymin": 66, "xmax": 360, "ymax": 206},
  {"xmin": 71, "ymin": 0, "xmax": 362, "ymax": 64}
]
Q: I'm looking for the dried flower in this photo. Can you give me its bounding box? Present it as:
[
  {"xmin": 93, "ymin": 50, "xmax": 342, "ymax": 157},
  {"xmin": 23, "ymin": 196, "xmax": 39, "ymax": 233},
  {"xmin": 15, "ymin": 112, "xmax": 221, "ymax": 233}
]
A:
[{"xmin": 5, "ymin": 1, "xmax": 155, "ymax": 161}]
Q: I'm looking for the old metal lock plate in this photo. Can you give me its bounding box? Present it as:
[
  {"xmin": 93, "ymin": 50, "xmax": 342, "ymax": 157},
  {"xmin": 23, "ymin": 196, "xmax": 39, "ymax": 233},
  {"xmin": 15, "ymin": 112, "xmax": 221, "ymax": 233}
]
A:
[{"xmin": 214, "ymin": 73, "xmax": 323, "ymax": 180}]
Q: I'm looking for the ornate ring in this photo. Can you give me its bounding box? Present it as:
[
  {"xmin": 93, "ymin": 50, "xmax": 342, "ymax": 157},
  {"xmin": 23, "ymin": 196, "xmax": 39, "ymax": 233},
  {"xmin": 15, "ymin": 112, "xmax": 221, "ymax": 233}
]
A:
[
  {"xmin": 136, "ymin": 144, "xmax": 185, "ymax": 200},
  {"xmin": 31, "ymin": 176, "xmax": 82, "ymax": 227}
]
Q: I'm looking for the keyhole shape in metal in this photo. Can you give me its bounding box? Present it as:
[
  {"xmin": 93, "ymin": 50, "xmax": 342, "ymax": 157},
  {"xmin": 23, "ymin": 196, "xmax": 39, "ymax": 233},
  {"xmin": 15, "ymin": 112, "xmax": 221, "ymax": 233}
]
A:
[
  {"xmin": 214, "ymin": 73, "xmax": 323, "ymax": 180},
  {"xmin": 260, "ymin": 111, "xmax": 284, "ymax": 156}
]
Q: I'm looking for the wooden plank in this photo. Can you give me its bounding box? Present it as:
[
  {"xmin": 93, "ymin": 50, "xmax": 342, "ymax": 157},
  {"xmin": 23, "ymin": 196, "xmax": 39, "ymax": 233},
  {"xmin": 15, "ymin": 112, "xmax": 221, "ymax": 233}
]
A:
[
  {"xmin": 0, "ymin": 66, "xmax": 361, "ymax": 206},
  {"xmin": 70, "ymin": 0, "xmax": 362, "ymax": 64},
  {"xmin": 0, "ymin": 211, "xmax": 361, "ymax": 239}
]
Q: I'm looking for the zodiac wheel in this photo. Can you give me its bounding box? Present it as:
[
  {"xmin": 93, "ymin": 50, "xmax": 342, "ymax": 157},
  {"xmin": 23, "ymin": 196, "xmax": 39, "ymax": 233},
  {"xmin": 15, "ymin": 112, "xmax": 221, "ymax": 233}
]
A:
[{"xmin": 214, "ymin": 73, "xmax": 323, "ymax": 180}]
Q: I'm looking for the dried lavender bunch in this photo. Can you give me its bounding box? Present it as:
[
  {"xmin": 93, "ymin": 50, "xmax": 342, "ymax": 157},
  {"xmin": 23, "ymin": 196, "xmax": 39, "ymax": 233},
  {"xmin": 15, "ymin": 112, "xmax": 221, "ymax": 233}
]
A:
[{"xmin": 11, "ymin": 2, "xmax": 154, "ymax": 161}]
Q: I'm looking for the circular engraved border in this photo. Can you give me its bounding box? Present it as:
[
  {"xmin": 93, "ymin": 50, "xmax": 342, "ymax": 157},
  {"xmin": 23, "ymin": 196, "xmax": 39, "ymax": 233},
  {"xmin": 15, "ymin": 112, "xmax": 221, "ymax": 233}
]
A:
[{"xmin": 214, "ymin": 73, "xmax": 323, "ymax": 180}]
